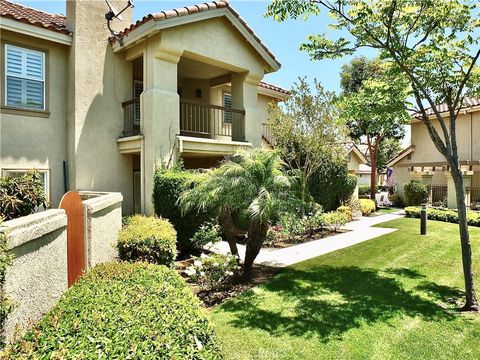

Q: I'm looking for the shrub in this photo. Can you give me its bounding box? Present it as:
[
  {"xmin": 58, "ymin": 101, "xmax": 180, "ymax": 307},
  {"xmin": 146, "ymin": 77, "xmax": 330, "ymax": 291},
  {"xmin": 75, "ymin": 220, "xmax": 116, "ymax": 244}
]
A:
[
  {"xmin": 0, "ymin": 222, "xmax": 13, "ymax": 347},
  {"xmin": 337, "ymin": 205, "xmax": 353, "ymax": 221},
  {"xmin": 404, "ymin": 206, "xmax": 480, "ymax": 227},
  {"xmin": 185, "ymin": 253, "xmax": 239, "ymax": 290},
  {"xmin": 153, "ymin": 168, "xmax": 214, "ymax": 253},
  {"xmin": 191, "ymin": 222, "xmax": 222, "ymax": 249},
  {"xmin": 0, "ymin": 170, "xmax": 48, "ymax": 220},
  {"xmin": 117, "ymin": 215, "xmax": 177, "ymax": 266},
  {"xmin": 358, "ymin": 185, "xmax": 371, "ymax": 196},
  {"xmin": 308, "ymin": 161, "xmax": 357, "ymax": 211},
  {"xmin": 389, "ymin": 193, "xmax": 405, "ymax": 208},
  {"xmin": 279, "ymin": 212, "xmax": 307, "ymax": 236},
  {"xmin": 404, "ymin": 181, "xmax": 429, "ymax": 206},
  {"xmin": 322, "ymin": 211, "xmax": 349, "ymax": 232},
  {"xmin": 3, "ymin": 262, "xmax": 221, "ymax": 358},
  {"xmin": 359, "ymin": 199, "xmax": 376, "ymax": 216}
]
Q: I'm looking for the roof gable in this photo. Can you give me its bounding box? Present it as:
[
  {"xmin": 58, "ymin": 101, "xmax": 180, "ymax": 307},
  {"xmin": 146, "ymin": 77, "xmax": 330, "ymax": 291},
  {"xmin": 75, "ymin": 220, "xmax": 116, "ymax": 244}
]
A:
[{"xmin": 111, "ymin": 1, "xmax": 280, "ymax": 72}]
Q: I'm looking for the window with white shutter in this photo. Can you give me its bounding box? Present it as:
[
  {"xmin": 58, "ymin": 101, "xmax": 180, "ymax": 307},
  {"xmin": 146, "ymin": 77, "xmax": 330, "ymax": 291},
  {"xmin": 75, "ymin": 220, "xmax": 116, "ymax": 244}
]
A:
[
  {"xmin": 5, "ymin": 44, "xmax": 45, "ymax": 110},
  {"xmin": 223, "ymin": 93, "xmax": 232, "ymax": 123}
]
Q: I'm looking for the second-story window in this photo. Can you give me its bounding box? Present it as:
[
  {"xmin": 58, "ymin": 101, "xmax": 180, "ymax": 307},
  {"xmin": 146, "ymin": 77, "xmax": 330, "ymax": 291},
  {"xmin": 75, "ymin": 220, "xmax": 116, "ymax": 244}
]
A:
[{"xmin": 5, "ymin": 44, "xmax": 45, "ymax": 111}]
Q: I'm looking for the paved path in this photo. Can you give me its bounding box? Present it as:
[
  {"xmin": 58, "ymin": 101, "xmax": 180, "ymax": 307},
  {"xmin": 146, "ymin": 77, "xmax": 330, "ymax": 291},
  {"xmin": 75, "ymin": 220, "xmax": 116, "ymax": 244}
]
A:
[{"xmin": 205, "ymin": 210, "xmax": 405, "ymax": 268}]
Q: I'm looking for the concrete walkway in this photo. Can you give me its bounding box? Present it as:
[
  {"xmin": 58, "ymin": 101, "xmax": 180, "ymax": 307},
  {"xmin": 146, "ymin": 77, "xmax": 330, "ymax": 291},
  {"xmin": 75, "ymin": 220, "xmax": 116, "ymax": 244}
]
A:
[{"xmin": 205, "ymin": 210, "xmax": 405, "ymax": 268}]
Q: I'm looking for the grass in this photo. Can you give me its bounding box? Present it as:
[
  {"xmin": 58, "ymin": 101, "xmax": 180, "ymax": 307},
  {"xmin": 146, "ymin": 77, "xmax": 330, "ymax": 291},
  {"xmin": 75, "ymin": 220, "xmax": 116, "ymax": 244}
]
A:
[{"xmin": 212, "ymin": 218, "xmax": 480, "ymax": 359}]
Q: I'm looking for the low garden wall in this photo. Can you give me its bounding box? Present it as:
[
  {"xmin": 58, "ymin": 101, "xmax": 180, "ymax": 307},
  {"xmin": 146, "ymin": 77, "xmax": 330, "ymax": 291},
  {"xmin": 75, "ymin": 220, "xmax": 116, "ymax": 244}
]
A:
[
  {"xmin": 80, "ymin": 191, "xmax": 123, "ymax": 268},
  {"xmin": 2, "ymin": 209, "xmax": 68, "ymax": 341}
]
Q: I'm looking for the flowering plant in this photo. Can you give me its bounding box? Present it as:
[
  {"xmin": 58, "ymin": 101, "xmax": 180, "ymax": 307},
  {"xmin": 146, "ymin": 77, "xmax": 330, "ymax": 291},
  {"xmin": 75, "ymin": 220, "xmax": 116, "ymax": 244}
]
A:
[{"xmin": 185, "ymin": 253, "xmax": 239, "ymax": 289}]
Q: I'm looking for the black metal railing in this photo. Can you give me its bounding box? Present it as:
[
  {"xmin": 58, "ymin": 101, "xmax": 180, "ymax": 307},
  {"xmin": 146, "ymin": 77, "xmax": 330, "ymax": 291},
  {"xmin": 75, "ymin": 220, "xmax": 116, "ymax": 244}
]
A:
[
  {"xmin": 122, "ymin": 98, "xmax": 141, "ymax": 137},
  {"xmin": 262, "ymin": 123, "xmax": 275, "ymax": 147},
  {"xmin": 179, "ymin": 99, "xmax": 245, "ymax": 141},
  {"xmin": 466, "ymin": 186, "xmax": 480, "ymax": 211},
  {"xmin": 427, "ymin": 184, "xmax": 447, "ymax": 207}
]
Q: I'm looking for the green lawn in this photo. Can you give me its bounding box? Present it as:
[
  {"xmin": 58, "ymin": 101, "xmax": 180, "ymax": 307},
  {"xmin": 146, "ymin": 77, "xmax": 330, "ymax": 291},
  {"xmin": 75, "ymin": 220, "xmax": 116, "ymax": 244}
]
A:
[
  {"xmin": 212, "ymin": 218, "xmax": 480, "ymax": 359},
  {"xmin": 374, "ymin": 206, "xmax": 401, "ymax": 215}
]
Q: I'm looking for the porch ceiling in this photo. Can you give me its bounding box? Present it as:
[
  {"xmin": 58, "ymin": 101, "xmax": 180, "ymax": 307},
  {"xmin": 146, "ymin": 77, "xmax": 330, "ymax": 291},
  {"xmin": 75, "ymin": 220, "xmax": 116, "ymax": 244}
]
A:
[{"xmin": 178, "ymin": 57, "xmax": 230, "ymax": 80}]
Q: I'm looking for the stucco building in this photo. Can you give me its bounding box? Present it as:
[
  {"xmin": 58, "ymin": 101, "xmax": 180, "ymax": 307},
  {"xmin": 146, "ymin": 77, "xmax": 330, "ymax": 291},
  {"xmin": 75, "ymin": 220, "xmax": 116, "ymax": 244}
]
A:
[
  {"xmin": 388, "ymin": 98, "xmax": 480, "ymax": 209},
  {"xmin": 0, "ymin": 0, "xmax": 288, "ymax": 215}
]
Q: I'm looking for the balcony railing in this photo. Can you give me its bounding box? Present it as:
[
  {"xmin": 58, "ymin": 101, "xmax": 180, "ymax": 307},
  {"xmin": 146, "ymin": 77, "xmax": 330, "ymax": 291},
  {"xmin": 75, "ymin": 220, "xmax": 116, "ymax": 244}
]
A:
[
  {"xmin": 180, "ymin": 99, "xmax": 245, "ymax": 141},
  {"xmin": 427, "ymin": 184, "xmax": 447, "ymax": 207},
  {"xmin": 262, "ymin": 123, "xmax": 275, "ymax": 147},
  {"xmin": 122, "ymin": 98, "xmax": 141, "ymax": 137},
  {"xmin": 467, "ymin": 186, "xmax": 480, "ymax": 211}
]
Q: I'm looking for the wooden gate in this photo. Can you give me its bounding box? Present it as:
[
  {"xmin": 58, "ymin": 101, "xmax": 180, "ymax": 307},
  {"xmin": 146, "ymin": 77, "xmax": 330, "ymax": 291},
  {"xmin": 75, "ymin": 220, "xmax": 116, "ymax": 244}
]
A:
[{"xmin": 59, "ymin": 191, "xmax": 85, "ymax": 287}]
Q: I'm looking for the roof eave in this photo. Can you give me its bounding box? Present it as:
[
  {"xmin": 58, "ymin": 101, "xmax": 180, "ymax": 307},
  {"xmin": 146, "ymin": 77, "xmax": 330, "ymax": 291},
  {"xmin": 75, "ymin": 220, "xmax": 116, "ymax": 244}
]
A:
[
  {"xmin": 111, "ymin": 8, "xmax": 280, "ymax": 72},
  {"xmin": 410, "ymin": 104, "xmax": 480, "ymax": 123},
  {"xmin": 0, "ymin": 16, "xmax": 72, "ymax": 45},
  {"xmin": 257, "ymin": 86, "xmax": 288, "ymax": 100}
]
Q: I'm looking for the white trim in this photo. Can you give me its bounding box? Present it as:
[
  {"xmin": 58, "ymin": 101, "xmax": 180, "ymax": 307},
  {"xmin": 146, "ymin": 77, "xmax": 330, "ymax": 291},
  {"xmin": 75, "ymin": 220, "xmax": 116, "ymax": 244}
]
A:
[
  {"xmin": 112, "ymin": 8, "xmax": 280, "ymax": 72},
  {"xmin": 0, "ymin": 17, "xmax": 72, "ymax": 46},
  {"xmin": 410, "ymin": 105, "xmax": 480, "ymax": 123},
  {"xmin": 177, "ymin": 135, "xmax": 252, "ymax": 147},
  {"xmin": 348, "ymin": 145, "xmax": 368, "ymax": 165}
]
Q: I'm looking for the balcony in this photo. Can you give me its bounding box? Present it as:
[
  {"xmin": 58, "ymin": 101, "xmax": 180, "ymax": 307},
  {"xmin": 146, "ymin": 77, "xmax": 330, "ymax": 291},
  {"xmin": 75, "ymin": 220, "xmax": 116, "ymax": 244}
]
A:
[
  {"xmin": 122, "ymin": 98, "xmax": 141, "ymax": 137},
  {"xmin": 179, "ymin": 99, "xmax": 245, "ymax": 142}
]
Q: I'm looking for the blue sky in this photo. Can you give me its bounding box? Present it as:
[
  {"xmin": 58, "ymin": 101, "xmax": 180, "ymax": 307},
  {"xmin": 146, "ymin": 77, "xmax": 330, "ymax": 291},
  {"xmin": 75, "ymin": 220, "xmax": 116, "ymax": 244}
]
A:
[{"xmin": 15, "ymin": 0, "xmax": 377, "ymax": 93}]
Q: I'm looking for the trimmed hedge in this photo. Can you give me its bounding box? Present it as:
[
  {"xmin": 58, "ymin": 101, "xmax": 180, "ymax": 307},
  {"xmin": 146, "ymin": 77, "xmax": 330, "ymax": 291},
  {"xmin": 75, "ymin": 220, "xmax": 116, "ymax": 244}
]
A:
[
  {"xmin": 3, "ymin": 262, "xmax": 222, "ymax": 359},
  {"xmin": 358, "ymin": 185, "xmax": 371, "ymax": 196},
  {"xmin": 404, "ymin": 181, "xmax": 429, "ymax": 206},
  {"xmin": 308, "ymin": 161, "xmax": 357, "ymax": 211},
  {"xmin": 404, "ymin": 206, "xmax": 480, "ymax": 227},
  {"xmin": 153, "ymin": 169, "xmax": 214, "ymax": 252},
  {"xmin": 360, "ymin": 199, "xmax": 376, "ymax": 216},
  {"xmin": 118, "ymin": 215, "xmax": 177, "ymax": 266}
]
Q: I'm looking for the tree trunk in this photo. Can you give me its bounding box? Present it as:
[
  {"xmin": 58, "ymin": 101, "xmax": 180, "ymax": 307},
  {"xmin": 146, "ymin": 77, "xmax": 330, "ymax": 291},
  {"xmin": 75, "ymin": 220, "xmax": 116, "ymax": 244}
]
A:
[
  {"xmin": 219, "ymin": 208, "xmax": 239, "ymax": 259},
  {"xmin": 243, "ymin": 221, "xmax": 269, "ymax": 277},
  {"xmin": 369, "ymin": 148, "xmax": 378, "ymax": 202},
  {"xmin": 451, "ymin": 166, "xmax": 479, "ymax": 311}
]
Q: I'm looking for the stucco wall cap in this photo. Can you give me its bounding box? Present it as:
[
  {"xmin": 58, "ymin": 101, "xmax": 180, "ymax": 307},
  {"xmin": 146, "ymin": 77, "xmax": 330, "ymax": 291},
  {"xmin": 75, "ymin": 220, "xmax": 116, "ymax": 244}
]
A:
[
  {"xmin": 80, "ymin": 191, "xmax": 123, "ymax": 214},
  {"xmin": 2, "ymin": 209, "xmax": 67, "ymax": 250}
]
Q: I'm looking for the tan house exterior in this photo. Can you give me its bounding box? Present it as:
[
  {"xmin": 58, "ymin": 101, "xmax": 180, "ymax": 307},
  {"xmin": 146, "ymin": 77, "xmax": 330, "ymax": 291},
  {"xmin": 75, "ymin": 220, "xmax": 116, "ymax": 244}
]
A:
[
  {"xmin": 0, "ymin": 0, "xmax": 288, "ymax": 216},
  {"xmin": 389, "ymin": 98, "xmax": 480, "ymax": 209}
]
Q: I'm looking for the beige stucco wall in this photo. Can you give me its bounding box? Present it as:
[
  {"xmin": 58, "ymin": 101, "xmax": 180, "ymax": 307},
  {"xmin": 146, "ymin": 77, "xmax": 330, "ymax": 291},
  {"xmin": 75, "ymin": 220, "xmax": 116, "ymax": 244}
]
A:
[
  {"xmin": 80, "ymin": 192, "xmax": 123, "ymax": 268},
  {"xmin": 66, "ymin": 0, "xmax": 134, "ymax": 215},
  {"xmin": 410, "ymin": 110, "xmax": 479, "ymax": 164},
  {"xmin": 0, "ymin": 30, "xmax": 69, "ymax": 207},
  {"xmin": 2, "ymin": 210, "xmax": 68, "ymax": 342}
]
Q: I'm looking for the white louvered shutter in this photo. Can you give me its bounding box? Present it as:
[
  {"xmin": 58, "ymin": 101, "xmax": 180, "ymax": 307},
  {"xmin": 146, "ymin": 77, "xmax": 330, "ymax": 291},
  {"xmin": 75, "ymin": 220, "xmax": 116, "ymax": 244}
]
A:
[
  {"xmin": 223, "ymin": 93, "xmax": 232, "ymax": 123},
  {"xmin": 5, "ymin": 45, "xmax": 45, "ymax": 110}
]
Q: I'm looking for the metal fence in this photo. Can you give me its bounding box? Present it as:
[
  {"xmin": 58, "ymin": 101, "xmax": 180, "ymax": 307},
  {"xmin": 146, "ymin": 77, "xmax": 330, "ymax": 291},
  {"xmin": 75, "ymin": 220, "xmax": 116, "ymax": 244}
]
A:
[
  {"xmin": 467, "ymin": 186, "xmax": 480, "ymax": 211},
  {"xmin": 427, "ymin": 184, "xmax": 447, "ymax": 207},
  {"xmin": 121, "ymin": 98, "xmax": 141, "ymax": 137}
]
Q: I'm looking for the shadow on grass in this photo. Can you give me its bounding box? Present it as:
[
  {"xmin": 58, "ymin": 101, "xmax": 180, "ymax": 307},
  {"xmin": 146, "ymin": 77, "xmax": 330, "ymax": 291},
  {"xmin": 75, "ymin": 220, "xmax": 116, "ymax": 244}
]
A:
[
  {"xmin": 384, "ymin": 267, "xmax": 426, "ymax": 279},
  {"xmin": 220, "ymin": 266, "xmax": 456, "ymax": 342}
]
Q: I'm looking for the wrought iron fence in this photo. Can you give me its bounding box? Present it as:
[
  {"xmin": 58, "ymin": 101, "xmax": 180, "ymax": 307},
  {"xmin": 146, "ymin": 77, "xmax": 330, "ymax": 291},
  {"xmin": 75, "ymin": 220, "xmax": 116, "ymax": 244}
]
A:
[
  {"xmin": 467, "ymin": 186, "xmax": 480, "ymax": 211},
  {"xmin": 427, "ymin": 184, "xmax": 447, "ymax": 207}
]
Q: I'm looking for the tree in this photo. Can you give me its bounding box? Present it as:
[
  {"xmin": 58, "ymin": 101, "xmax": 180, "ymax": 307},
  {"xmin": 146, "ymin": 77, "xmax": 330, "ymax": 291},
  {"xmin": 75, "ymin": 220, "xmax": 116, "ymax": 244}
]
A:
[
  {"xmin": 339, "ymin": 57, "xmax": 409, "ymax": 200},
  {"xmin": 267, "ymin": 78, "xmax": 346, "ymax": 216},
  {"xmin": 377, "ymin": 138, "xmax": 402, "ymax": 174},
  {"xmin": 179, "ymin": 149, "xmax": 290, "ymax": 276},
  {"xmin": 266, "ymin": 0, "xmax": 480, "ymax": 311}
]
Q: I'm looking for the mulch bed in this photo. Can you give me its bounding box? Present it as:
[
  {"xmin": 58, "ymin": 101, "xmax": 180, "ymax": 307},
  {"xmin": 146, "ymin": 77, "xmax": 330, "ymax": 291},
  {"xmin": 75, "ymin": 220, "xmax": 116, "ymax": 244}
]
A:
[
  {"xmin": 176, "ymin": 259, "xmax": 280, "ymax": 307},
  {"xmin": 263, "ymin": 228, "xmax": 350, "ymax": 249}
]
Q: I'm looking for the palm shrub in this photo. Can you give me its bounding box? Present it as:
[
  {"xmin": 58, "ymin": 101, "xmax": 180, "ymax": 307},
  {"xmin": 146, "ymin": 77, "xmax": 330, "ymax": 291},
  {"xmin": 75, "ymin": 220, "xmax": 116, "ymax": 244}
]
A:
[{"xmin": 179, "ymin": 149, "xmax": 290, "ymax": 276}]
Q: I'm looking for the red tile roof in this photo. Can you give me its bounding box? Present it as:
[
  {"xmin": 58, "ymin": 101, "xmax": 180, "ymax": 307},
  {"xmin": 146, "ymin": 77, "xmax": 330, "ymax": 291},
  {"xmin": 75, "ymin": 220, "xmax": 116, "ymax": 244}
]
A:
[
  {"xmin": 416, "ymin": 97, "xmax": 480, "ymax": 117},
  {"xmin": 258, "ymin": 81, "xmax": 289, "ymax": 95},
  {"xmin": 114, "ymin": 0, "xmax": 281, "ymax": 68},
  {"xmin": 0, "ymin": 0, "xmax": 68, "ymax": 35}
]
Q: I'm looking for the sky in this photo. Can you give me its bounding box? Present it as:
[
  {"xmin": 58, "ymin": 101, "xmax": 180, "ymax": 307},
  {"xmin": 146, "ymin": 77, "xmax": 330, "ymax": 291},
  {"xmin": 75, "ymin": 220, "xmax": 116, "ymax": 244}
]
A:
[{"xmin": 14, "ymin": 0, "xmax": 378, "ymax": 93}]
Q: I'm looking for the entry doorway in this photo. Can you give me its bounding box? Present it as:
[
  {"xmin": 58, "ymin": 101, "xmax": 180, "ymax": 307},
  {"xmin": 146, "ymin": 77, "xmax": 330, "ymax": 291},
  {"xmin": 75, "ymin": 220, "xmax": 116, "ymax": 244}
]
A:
[{"xmin": 132, "ymin": 154, "xmax": 141, "ymax": 214}]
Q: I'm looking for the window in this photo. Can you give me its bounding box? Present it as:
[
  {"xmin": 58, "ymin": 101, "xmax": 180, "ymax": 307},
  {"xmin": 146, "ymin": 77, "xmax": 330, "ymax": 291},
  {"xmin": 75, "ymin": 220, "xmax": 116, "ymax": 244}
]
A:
[
  {"xmin": 2, "ymin": 168, "xmax": 50, "ymax": 202},
  {"xmin": 5, "ymin": 44, "xmax": 45, "ymax": 110},
  {"xmin": 223, "ymin": 93, "xmax": 232, "ymax": 123}
]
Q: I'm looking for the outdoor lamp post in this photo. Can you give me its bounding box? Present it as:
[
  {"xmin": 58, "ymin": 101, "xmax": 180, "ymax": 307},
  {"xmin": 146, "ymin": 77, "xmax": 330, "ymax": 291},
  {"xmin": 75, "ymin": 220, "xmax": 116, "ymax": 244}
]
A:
[{"xmin": 420, "ymin": 203, "xmax": 428, "ymax": 235}]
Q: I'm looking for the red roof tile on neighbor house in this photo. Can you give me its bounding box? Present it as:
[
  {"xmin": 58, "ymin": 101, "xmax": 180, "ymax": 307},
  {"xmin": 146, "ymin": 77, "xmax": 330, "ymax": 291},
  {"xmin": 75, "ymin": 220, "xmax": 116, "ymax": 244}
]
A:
[
  {"xmin": 258, "ymin": 81, "xmax": 289, "ymax": 95},
  {"xmin": 416, "ymin": 97, "xmax": 480, "ymax": 117},
  {"xmin": 114, "ymin": 0, "xmax": 281, "ymax": 68},
  {"xmin": 0, "ymin": 0, "xmax": 68, "ymax": 35}
]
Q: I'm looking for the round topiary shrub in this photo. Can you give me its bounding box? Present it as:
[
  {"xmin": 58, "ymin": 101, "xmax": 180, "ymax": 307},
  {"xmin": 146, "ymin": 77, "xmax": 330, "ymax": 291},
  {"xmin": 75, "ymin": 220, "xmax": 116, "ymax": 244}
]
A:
[
  {"xmin": 3, "ymin": 262, "xmax": 222, "ymax": 359},
  {"xmin": 404, "ymin": 181, "xmax": 429, "ymax": 206},
  {"xmin": 118, "ymin": 215, "xmax": 177, "ymax": 266},
  {"xmin": 359, "ymin": 199, "xmax": 376, "ymax": 216}
]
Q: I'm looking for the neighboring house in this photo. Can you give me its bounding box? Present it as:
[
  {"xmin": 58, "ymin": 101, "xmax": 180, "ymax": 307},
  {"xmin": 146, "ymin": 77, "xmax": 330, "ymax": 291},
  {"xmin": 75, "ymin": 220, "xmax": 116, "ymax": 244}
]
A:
[
  {"xmin": 345, "ymin": 143, "xmax": 368, "ymax": 196},
  {"xmin": 0, "ymin": 0, "xmax": 288, "ymax": 216},
  {"xmin": 388, "ymin": 98, "xmax": 480, "ymax": 209}
]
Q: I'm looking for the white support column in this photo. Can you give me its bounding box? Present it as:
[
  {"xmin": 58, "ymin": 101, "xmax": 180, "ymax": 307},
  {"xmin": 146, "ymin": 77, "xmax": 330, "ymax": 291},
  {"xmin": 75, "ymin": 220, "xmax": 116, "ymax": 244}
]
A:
[
  {"xmin": 445, "ymin": 171, "xmax": 473, "ymax": 209},
  {"xmin": 142, "ymin": 50, "xmax": 181, "ymax": 215}
]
